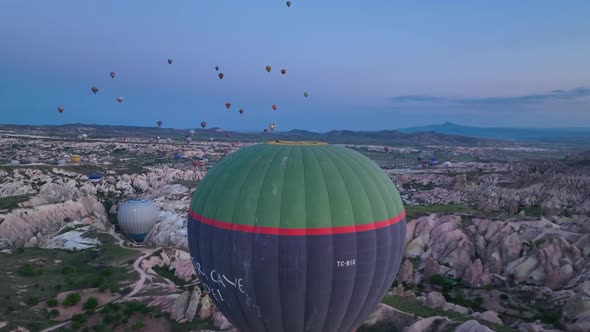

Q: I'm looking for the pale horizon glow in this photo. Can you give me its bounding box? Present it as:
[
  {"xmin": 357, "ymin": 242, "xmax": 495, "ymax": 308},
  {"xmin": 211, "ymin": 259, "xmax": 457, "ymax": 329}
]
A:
[{"xmin": 1, "ymin": 1, "xmax": 590, "ymax": 131}]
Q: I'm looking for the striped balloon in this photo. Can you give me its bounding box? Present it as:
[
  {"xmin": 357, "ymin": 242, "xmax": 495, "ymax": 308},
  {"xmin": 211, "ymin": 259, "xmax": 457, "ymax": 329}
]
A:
[
  {"xmin": 117, "ymin": 199, "xmax": 160, "ymax": 241},
  {"xmin": 188, "ymin": 141, "xmax": 406, "ymax": 332}
]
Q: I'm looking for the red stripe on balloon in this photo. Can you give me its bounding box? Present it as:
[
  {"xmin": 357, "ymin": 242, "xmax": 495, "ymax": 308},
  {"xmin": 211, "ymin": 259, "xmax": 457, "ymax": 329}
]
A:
[{"xmin": 188, "ymin": 209, "xmax": 405, "ymax": 236}]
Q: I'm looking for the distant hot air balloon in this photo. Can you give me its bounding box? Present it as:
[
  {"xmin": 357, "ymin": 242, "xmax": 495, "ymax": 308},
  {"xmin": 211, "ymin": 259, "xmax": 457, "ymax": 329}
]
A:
[
  {"xmin": 272, "ymin": 104, "xmax": 278, "ymax": 111},
  {"xmin": 82, "ymin": 134, "xmax": 88, "ymax": 139},
  {"xmin": 187, "ymin": 142, "xmax": 406, "ymax": 332},
  {"xmin": 190, "ymin": 129, "xmax": 195, "ymax": 135},
  {"xmin": 215, "ymin": 66, "xmax": 220, "ymax": 71},
  {"xmin": 117, "ymin": 97, "xmax": 124, "ymax": 103},
  {"xmin": 384, "ymin": 147, "xmax": 390, "ymax": 153},
  {"xmin": 168, "ymin": 59, "xmax": 173, "ymax": 64},
  {"xmin": 265, "ymin": 65, "xmax": 272, "ymax": 73},
  {"xmin": 156, "ymin": 136, "xmax": 161, "ymax": 142},
  {"xmin": 117, "ymin": 199, "xmax": 160, "ymax": 241},
  {"xmin": 70, "ymin": 155, "xmax": 81, "ymax": 164},
  {"xmin": 88, "ymin": 173, "xmax": 102, "ymax": 186},
  {"xmin": 209, "ymin": 137, "xmax": 214, "ymax": 142},
  {"xmin": 218, "ymin": 73, "xmax": 224, "ymax": 80},
  {"xmin": 57, "ymin": 106, "xmax": 64, "ymax": 113},
  {"xmin": 269, "ymin": 122, "xmax": 276, "ymax": 131},
  {"xmin": 110, "ymin": 72, "xmax": 116, "ymax": 79},
  {"xmin": 201, "ymin": 122, "xmax": 207, "ymax": 129},
  {"xmin": 304, "ymin": 91, "xmax": 309, "ymax": 98},
  {"xmin": 91, "ymin": 86, "xmax": 99, "ymax": 94},
  {"xmin": 263, "ymin": 128, "xmax": 268, "ymax": 133},
  {"xmin": 157, "ymin": 121, "xmax": 163, "ymax": 127},
  {"xmin": 225, "ymin": 103, "xmax": 231, "ymax": 109},
  {"xmin": 286, "ymin": 1, "xmax": 292, "ymax": 8},
  {"xmin": 239, "ymin": 109, "xmax": 244, "ymax": 114},
  {"xmin": 281, "ymin": 69, "xmax": 286, "ymax": 75},
  {"xmin": 174, "ymin": 153, "xmax": 182, "ymax": 160}
]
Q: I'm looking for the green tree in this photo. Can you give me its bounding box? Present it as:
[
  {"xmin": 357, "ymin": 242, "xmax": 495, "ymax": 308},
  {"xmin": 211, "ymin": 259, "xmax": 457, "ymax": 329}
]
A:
[
  {"xmin": 83, "ymin": 297, "xmax": 99, "ymax": 311},
  {"xmin": 63, "ymin": 292, "xmax": 82, "ymax": 306}
]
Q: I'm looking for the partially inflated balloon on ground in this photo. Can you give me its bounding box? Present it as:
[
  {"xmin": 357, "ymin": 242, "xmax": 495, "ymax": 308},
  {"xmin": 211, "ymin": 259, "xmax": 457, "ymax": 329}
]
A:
[
  {"xmin": 188, "ymin": 141, "xmax": 406, "ymax": 332},
  {"xmin": 117, "ymin": 199, "xmax": 160, "ymax": 241}
]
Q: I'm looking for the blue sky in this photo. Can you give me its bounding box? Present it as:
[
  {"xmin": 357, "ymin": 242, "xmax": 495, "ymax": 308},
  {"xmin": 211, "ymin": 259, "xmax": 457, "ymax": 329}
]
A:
[{"xmin": 1, "ymin": 0, "xmax": 590, "ymax": 131}]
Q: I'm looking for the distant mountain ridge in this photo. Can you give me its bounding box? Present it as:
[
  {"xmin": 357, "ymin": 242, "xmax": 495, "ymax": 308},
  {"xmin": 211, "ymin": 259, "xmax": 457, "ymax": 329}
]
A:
[
  {"xmin": 0, "ymin": 123, "xmax": 510, "ymax": 147},
  {"xmin": 399, "ymin": 122, "xmax": 590, "ymax": 145}
]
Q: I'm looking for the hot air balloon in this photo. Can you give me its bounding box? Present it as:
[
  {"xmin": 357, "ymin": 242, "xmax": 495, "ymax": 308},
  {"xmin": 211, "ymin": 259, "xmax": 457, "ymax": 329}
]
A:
[
  {"xmin": 272, "ymin": 104, "xmax": 278, "ymax": 111},
  {"xmin": 91, "ymin": 86, "xmax": 99, "ymax": 94},
  {"xmin": 263, "ymin": 128, "xmax": 268, "ymax": 133},
  {"xmin": 156, "ymin": 136, "xmax": 161, "ymax": 142},
  {"xmin": 281, "ymin": 69, "xmax": 286, "ymax": 75},
  {"xmin": 157, "ymin": 121, "xmax": 163, "ymax": 127},
  {"xmin": 88, "ymin": 173, "xmax": 102, "ymax": 186},
  {"xmin": 269, "ymin": 122, "xmax": 276, "ymax": 131},
  {"xmin": 265, "ymin": 65, "xmax": 272, "ymax": 73},
  {"xmin": 209, "ymin": 137, "xmax": 214, "ymax": 142},
  {"xmin": 168, "ymin": 59, "xmax": 173, "ymax": 64},
  {"xmin": 190, "ymin": 129, "xmax": 195, "ymax": 135},
  {"xmin": 286, "ymin": 1, "xmax": 292, "ymax": 7},
  {"xmin": 70, "ymin": 155, "xmax": 81, "ymax": 164},
  {"xmin": 117, "ymin": 199, "xmax": 160, "ymax": 241},
  {"xmin": 82, "ymin": 134, "xmax": 88, "ymax": 139},
  {"xmin": 218, "ymin": 73, "xmax": 224, "ymax": 80},
  {"xmin": 304, "ymin": 91, "xmax": 309, "ymax": 98},
  {"xmin": 215, "ymin": 66, "xmax": 220, "ymax": 71},
  {"xmin": 117, "ymin": 97, "xmax": 124, "ymax": 103},
  {"xmin": 384, "ymin": 147, "xmax": 390, "ymax": 153},
  {"xmin": 174, "ymin": 153, "xmax": 182, "ymax": 160},
  {"xmin": 225, "ymin": 103, "xmax": 231, "ymax": 109},
  {"xmin": 57, "ymin": 106, "xmax": 64, "ymax": 113},
  {"xmin": 110, "ymin": 72, "xmax": 116, "ymax": 79},
  {"xmin": 239, "ymin": 109, "xmax": 244, "ymax": 114},
  {"xmin": 187, "ymin": 141, "xmax": 406, "ymax": 332},
  {"xmin": 201, "ymin": 122, "xmax": 207, "ymax": 129}
]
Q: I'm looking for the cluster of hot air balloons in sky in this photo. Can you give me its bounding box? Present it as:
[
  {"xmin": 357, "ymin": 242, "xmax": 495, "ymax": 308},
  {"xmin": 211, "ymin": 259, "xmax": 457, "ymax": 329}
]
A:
[{"xmin": 55, "ymin": 1, "xmax": 310, "ymax": 138}]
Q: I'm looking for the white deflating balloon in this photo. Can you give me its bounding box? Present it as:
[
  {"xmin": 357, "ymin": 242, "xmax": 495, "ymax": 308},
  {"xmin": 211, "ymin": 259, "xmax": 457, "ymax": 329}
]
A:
[{"xmin": 117, "ymin": 199, "xmax": 161, "ymax": 241}]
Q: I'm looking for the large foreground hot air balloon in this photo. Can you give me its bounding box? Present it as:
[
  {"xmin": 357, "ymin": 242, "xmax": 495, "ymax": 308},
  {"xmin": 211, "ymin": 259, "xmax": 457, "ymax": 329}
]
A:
[
  {"xmin": 117, "ymin": 199, "xmax": 160, "ymax": 241},
  {"xmin": 188, "ymin": 141, "xmax": 406, "ymax": 332}
]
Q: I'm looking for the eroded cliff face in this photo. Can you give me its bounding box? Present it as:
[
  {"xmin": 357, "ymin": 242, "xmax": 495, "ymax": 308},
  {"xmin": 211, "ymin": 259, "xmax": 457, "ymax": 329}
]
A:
[
  {"xmin": 393, "ymin": 160, "xmax": 590, "ymax": 215},
  {"xmin": 404, "ymin": 214, "xmax": 588, "ymax": 290},
  {"xmin": 0, "ymin": 166, "xmax": 204, "ymax": 249}
]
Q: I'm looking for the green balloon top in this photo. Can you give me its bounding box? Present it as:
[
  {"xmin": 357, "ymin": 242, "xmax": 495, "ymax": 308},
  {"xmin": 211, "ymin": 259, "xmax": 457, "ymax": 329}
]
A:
[{"xmin": 190, "ymin": 141, "xmax": 405, "ymax": 231}]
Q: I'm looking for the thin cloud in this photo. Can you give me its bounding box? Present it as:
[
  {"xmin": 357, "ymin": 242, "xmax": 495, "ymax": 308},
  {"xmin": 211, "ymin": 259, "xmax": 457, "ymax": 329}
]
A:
[{"xmin": 392, "ymin": 87, "xmax": 590, "ymax": 106}]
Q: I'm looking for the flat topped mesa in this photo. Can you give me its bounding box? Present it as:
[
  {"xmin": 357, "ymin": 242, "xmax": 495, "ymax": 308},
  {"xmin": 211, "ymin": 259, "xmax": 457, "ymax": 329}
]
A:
[{"xmin": 266, "ymin": 140, "xmax": 328, "ymax": 146}]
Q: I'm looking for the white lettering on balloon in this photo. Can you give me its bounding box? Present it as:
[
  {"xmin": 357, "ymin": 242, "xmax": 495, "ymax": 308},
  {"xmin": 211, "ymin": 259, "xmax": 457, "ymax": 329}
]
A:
[
  {"xmin": 192, "ymin": 258, "xmax": 247, "ymax": 302},
  {"xmin": 336, "ymin": 259, "xmax": 356, "ymax": 267}
]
